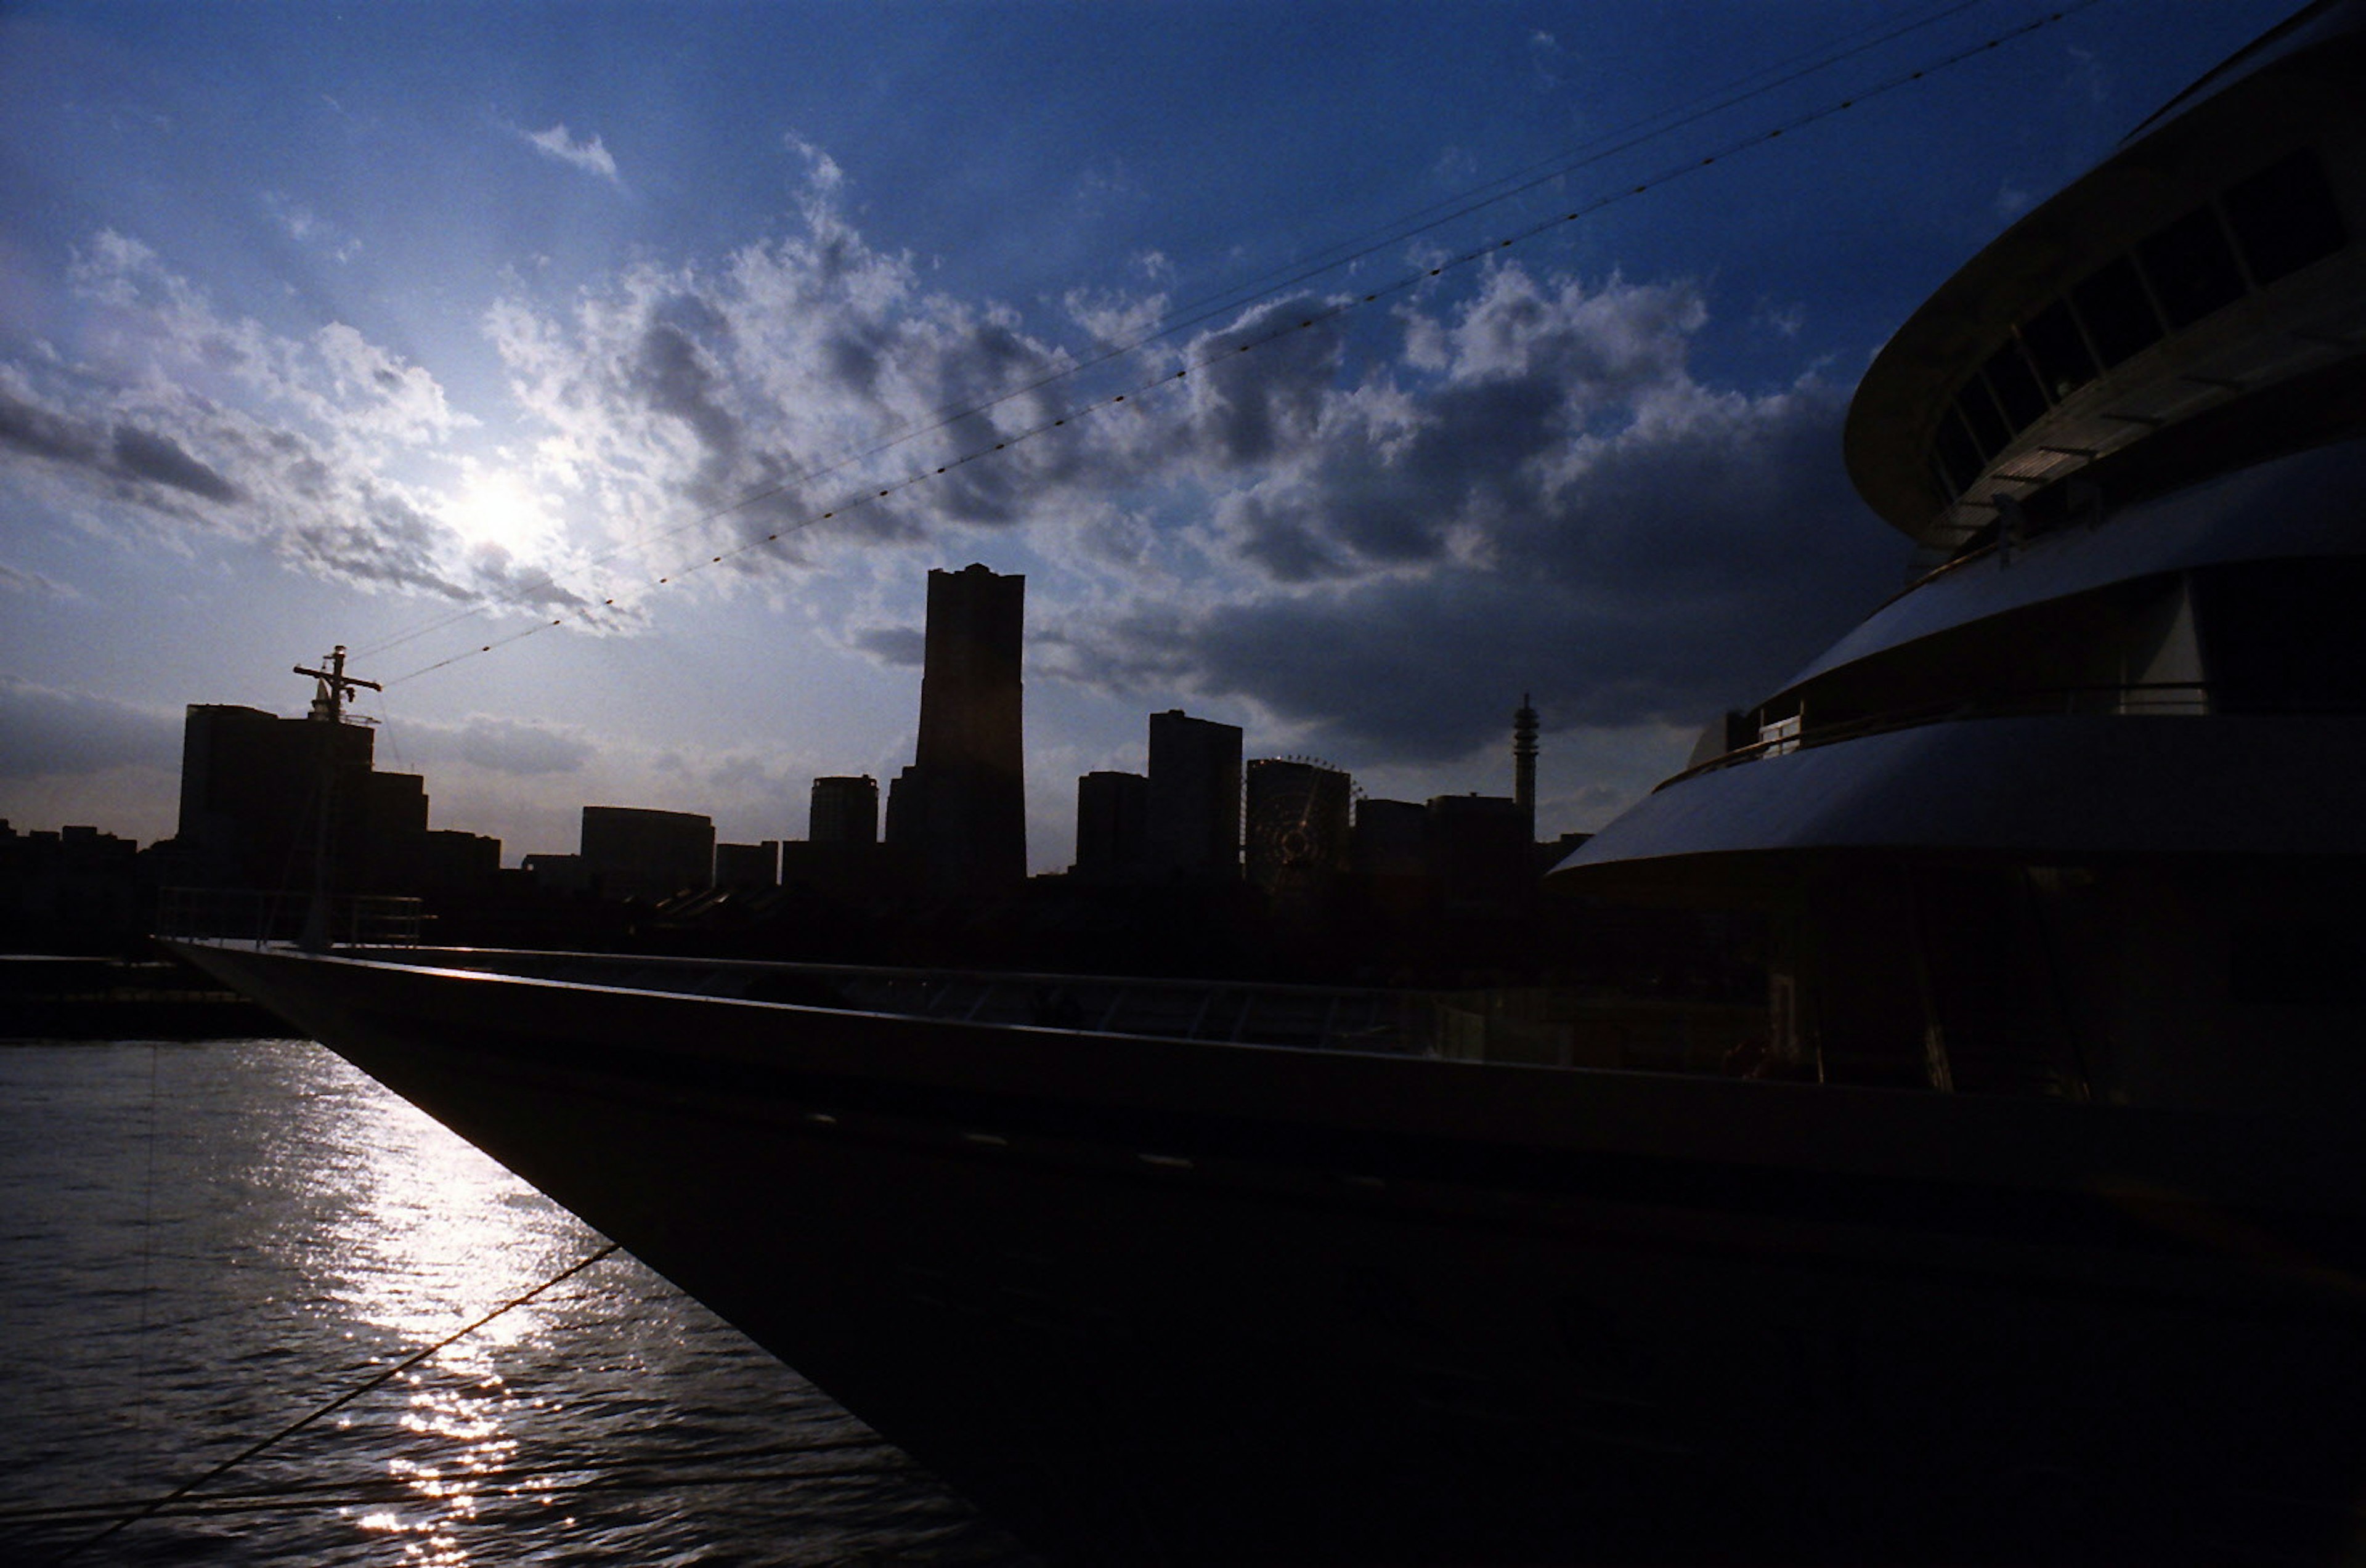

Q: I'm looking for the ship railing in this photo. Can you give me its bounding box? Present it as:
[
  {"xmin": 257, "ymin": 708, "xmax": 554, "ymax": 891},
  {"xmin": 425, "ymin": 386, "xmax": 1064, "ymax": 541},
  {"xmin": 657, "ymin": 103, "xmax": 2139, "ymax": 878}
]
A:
[
  {"xmin": 155, "ymin": 887, "xmax": 427, "ymax": 950},
  {"xmin": 1661, "ymin": 679, "xmax": 2215, "ymax": 790},
  {"xmin": 760, "ymin": 965, "xmax": 1445, "ymax": 1057}
]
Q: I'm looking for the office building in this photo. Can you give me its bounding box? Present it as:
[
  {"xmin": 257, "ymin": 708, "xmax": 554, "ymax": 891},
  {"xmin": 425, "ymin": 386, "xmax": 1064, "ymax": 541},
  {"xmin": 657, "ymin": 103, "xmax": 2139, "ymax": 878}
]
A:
[
  {"xmin": 1426, "ymin": 793, "xmax": 1532, "ymax": 914},
  {"xmin": 1244, "ymin": 759, "xmax": 1351, "ymax": 894},
  {"xmin": 1145, "ymin": 710, "xmax": 1242, "ymax": 882},
  {"xmin": 176, "ymin": 702, "xmax": 394, "ymax": 892},
  {"xmin": 1351, "ymin": 798, "xmax": 1428, "ymax": 880},
  {"xmin": 887, "ymin": 564, "xmax": 1027, "ymax": 888},
  {"xmin": 714, "ymin": 840, "xmax": 781, "ymax": 890},
  {"xmin": 580, "ymin": 805, "xmax": 715, "ymax": 903},
  {"xmin": 810, "ymin": 776, "xmax": 880, "ymax": 845},
  {"xmin": 1073, "ymin": 770, "xmax": 1149, "ymax": 881}
]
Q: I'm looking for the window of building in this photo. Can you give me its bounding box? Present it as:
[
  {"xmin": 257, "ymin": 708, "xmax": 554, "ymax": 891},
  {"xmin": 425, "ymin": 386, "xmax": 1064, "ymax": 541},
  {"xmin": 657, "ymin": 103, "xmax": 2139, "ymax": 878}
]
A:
[
  {"xmin": 1953, "ymin": 378, "xmax": 2010, "ymax": 459},
  {"xmin": 1933, "ymin": 407, "xmax": 1984, "ymax": 495},
  {"xmin": 2018, "ymin": 298, "xmax": 2097, "ymax": 401},
  {"xmin": 2224, "ymin": 147, "xmax": 2348, "ymax": 285},
  {"xmin": 2137, "ymin": 203, "xmax": 2246, "ymax": 330},
  {"xmin": 2069, "ymin": 254, "xmax": 2165, "ymax": 367},
  {"xmin": 1981, "ymin": 338, "xmax": 2050, "ymax": 430}
]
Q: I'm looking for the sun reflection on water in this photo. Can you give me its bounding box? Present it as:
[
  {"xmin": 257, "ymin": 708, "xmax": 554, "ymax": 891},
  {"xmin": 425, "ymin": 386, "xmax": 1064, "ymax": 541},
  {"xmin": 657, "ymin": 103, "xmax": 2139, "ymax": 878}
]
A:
[{"xmin": 283, "ymin": 1055, "xmax": 601, "ymax": 1562}]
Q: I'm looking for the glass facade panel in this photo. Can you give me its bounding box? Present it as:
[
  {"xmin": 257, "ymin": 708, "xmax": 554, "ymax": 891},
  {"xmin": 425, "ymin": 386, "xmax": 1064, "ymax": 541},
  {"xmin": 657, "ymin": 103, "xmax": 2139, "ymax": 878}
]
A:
[
  {"xmin": 1933, "ymin": 407, "xmax": 1984, "ymax": 493},
  {"xmin": 2224, "ymin": 147, "xmax": 2348, "ymax": 285},
  {"xmin": 2069, "ymin": 255, "xmax": 2164, "ymax": 367},
  {"xmin": 1953, "ymin": 380, "xmax": 2010, "ymax": 458},
  {"xmin": 1982, "ymin": 341, "xmax": 2049, "ymax": 430},
  {"xmin": 2137, "ymin": 205, "xmax": 2246, "ymax": 329},
  {"xmin": 2019, "ymin": 299, "xmax": 2096, "ymax": 400}
]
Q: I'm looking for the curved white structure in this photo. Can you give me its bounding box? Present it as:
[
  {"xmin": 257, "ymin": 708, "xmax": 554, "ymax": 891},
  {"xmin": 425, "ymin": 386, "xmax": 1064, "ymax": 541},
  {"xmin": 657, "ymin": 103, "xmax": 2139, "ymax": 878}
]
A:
[{"xmin": 1558, "ymin": 2, "xmax": 2366, "ymax": 1115}]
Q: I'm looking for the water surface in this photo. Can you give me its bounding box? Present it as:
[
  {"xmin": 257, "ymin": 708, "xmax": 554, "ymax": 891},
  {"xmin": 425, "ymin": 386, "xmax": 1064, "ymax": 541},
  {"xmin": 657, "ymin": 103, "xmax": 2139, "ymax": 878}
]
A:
[{"xmin": 0, "ymin": 1038, "xmax": 1035, "ymax": 1565}]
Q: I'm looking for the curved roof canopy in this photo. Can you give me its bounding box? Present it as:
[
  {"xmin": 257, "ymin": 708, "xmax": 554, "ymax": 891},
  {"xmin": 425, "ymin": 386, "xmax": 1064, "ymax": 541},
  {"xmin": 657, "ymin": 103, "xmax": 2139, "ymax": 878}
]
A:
[{"xmin": 1844, "ymin": 1, "xmax": 2366, "ymax": 541}]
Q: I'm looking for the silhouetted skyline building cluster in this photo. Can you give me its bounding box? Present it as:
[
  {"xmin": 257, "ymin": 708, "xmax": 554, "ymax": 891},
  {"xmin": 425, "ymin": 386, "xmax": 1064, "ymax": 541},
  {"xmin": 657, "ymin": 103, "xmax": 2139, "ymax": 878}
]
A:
[
  {"xmin": 15, "ymin": 560, "xmax": 1601, "ymax": 979},
  {"xmin": 173, "ymin": 701, "xmax": 502, "ymax": 902},
  {"xmin": 1065, "ymin": 703, "xmax": 1568, "ymax": 921}
]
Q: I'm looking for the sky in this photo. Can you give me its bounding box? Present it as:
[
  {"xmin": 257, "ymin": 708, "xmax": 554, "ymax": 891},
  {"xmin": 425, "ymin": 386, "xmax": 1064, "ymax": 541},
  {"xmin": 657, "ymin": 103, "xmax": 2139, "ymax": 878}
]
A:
[{"xmin": 0, "ymin": 0, "xmax": 2301, "ymax": 871}]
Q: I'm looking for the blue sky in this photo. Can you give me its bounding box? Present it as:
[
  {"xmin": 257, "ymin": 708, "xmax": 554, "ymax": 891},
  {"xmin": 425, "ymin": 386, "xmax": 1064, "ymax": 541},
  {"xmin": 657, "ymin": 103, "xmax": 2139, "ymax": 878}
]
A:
[{"xmin": 0, "ymin": 0, "xmax": 2297, "ymax": 869}]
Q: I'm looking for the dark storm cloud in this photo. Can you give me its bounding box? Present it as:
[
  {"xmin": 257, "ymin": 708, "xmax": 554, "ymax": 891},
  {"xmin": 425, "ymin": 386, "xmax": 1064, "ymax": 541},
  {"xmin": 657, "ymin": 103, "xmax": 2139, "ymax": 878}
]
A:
[
  {"xmin": 0, "ymin": 389, "xmax": 101, "ymax": 466},
  {"xmin": 1047, "ymin": 265, "xmax": 1910, "ymax": 757},
  {"xmin": 0, "ymin": 678, "xmax": 181, "ymax": 779},
  {"xmin": 111, "ymin": 424, "xmax": 243, "ymax": 502},
  {"xmin": 852, "ymin": 625, "xmax": 925, "ymax": 667},
  {"xmin": 2, "ymin": 388, "xmax": 245, "ymax": 508}
]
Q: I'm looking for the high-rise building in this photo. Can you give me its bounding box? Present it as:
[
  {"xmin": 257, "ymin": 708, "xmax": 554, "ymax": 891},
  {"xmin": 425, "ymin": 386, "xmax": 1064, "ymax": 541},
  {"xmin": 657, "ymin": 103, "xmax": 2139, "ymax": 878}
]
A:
[
  {"xmin": 1350, "ymin": 797, "xmax": 1428, "ymax": 880},
  {"xmin": 887, "ymin": 564, "xmax": 1027, "ymax": 888},
  {"xmin": 1145, "ymin": 710, "xmax": 1242, "ymax": 882},
  {"xmin": 176, "ymin": 702, "xmax": 388, "ymax": 891},
  {"xmin": 1426, "ymin": 793, "xmax": 1532, "ymax": 914},
  {"xmin": 1244, "ymin": 759, "xmax": 1351, "ymax": 895},
  {"xmin": 1073, "ymin": 770, "xmax": 1149, "ymax": 881},
  {"xmin": 809, "ymin": 776, "xmax": 880, "ymax": 845},
  {"xmin": 580, "ymin": 805, "xmax": 715, "ymax": 903}
]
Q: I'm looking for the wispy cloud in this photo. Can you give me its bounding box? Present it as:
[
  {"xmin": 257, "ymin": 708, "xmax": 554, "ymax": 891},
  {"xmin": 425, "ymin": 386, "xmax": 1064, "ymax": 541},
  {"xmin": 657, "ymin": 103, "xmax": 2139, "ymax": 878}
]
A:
[
  {"xmin": 0, "ymin": 561, "xmax": 80, "ymax": 600},
  {"xmin": 263, "ymin": 192, "xmax": 362, "ymax": 262},
  {"xmin": 522, "ymin": 123, "xmax": 619, "ymax": 181}
]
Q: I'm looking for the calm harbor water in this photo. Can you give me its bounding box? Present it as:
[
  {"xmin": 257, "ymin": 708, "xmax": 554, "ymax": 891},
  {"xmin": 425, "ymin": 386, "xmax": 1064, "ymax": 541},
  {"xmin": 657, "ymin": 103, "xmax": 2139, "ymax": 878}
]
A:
[{"xmin": 0, "ymin": 1038, "xmax": 1037, "ymax": 1566}]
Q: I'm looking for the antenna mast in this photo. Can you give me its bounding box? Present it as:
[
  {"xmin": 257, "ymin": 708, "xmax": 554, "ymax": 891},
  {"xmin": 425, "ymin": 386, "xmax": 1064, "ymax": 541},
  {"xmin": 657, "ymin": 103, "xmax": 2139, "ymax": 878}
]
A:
[
  {"xmin": 1513, "ymin": 693, "xmax": 1539, "ymax": 842},
  {"xmin": 294, "ymin": 644, "xmax": 382, "ymax": 723},
  {"xmin": 291, "ymin": 645, "xmax": 381, "ymax": 949}
]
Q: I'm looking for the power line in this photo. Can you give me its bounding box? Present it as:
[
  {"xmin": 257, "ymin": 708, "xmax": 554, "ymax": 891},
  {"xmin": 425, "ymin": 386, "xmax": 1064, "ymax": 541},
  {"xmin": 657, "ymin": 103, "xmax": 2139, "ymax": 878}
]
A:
[
  {"xmin": 60, "ymin": 1243, "xmax": 622, "ymax": 1559},
  {"xmin": 350, "ymin": 1, "xmax": 2019, "ymax": 671},
  {"xmin": 379, "ymin": 0, "xmax": 2104, "ymax": 693}
]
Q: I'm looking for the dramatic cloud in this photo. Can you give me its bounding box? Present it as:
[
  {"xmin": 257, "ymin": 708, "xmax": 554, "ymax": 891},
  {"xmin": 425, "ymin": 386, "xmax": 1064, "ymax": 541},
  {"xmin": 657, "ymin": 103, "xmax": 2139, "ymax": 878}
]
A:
[
  {"xmin": 0, "ymin": 677, "xmax": 182, "ymax": 779},
  {"xmin": 111, "ymin": 424, "xmax": 241, "ymax": 502},
  {"xmin": 7, "ymin": 148, "xmax": 1910, "ymax": 789},
  {"xmin": 1031, "ymin": 265, "xmax": 1902, "ymax": 757},
  {"xmin": 522, "ymin": 123, "xmax": 619, "ymax": 181},
  {"xmin": 473, "ymin": 173, "xmax": 1907, "ymax": 760},
  {"xmin": 0, "ymin": 232, "xmax": 598, "ymax": 612},
  {"xmin": 852, "ymin": 625, "xmax": 925, "ymax": 667}
]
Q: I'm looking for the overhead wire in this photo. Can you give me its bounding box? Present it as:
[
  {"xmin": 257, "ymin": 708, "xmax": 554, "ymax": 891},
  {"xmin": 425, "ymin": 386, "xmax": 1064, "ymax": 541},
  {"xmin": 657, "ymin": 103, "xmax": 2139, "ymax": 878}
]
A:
[
  {"xmin": 59, "ymin": 1241, "xmax": 622, "ymax": 1559},
  {"xmin": 376, "ymin": 0, "xmax": 2105, "ymax": 693},
  {"xmin": 348, "ymin": 0, "xmax": 2018, "ymax": 673}
]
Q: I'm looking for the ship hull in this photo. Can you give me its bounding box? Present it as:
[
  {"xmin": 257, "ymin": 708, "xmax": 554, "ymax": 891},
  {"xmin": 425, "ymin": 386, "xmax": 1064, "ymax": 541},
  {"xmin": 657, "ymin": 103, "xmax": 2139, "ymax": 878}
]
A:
[{"xmin": 173, "ymin": 940, "xmax": 2366, "ymax": 1563}]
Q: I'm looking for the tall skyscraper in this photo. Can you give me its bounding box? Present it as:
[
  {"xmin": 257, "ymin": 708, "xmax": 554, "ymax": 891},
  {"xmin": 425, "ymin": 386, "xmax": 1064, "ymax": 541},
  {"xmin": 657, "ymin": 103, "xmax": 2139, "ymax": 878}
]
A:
[
  {"xmin": 1145, "ymin": 709, "xmax": 1242, "ymax": 882},
  {"xmin": 885, "ymin": 564, "xmax": 1027, "ymax": 888}
]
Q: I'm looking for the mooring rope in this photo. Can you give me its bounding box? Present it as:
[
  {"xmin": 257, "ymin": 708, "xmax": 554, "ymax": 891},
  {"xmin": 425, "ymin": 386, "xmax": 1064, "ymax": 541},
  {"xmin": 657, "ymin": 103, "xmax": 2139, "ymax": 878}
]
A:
[{"xmin": 59, "ymin": 1240, "xmax": 622, "ymax": 1560}]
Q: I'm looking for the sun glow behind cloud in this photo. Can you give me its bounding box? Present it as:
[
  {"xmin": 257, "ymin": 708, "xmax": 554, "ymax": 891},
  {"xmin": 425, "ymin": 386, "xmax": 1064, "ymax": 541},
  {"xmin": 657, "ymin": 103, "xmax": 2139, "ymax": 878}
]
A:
[
  {"xmin": 0, "ymin": 0, "xmax": 2304, "ymax": 863},
  {"xmin": 443, "ymin": 465, "xmax": 562, "ymax": 564}
]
